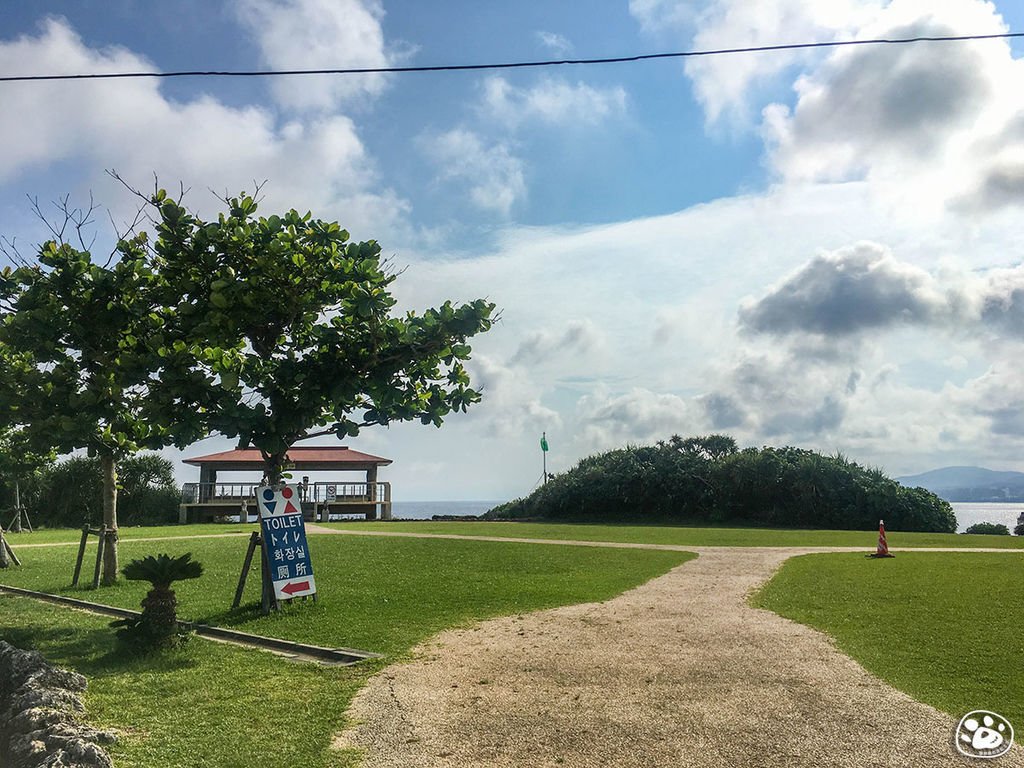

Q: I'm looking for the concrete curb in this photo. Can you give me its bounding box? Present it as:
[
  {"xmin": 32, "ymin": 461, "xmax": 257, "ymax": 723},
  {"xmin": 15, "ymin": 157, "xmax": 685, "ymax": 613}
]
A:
[{"xmin": 0, "ymin": 584, "xmax": 381, "ymax": 666}]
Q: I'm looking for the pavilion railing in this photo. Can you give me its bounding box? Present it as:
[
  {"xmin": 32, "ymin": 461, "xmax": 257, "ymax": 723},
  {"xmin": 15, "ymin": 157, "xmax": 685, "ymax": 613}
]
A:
[
  {"xmin": 180, "ymin": 482, "xmax": 260, "ymax": 504},
  {"xmin": 180, "ymin": 481, "xmax": 391, "ymax": 506}
]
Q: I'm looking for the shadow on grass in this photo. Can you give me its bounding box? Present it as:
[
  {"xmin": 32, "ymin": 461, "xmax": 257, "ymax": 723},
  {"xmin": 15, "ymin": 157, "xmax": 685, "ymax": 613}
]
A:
[
  {"xmin": 192, "ymin": 601, "xmax": 266, "ymax": 627},
  {"xmin": 195, "ymin": 591, "xmax": 328, "ymax": 629},
  {"xmin": 1, "ymin": 619, "xmax": 199, "ymax": 679}
]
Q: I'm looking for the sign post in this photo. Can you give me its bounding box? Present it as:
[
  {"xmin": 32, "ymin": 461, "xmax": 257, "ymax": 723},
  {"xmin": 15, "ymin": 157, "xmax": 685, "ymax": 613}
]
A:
[{"xmin": 256, "ymin": 485, "xmax": 317, "ymax": 610}]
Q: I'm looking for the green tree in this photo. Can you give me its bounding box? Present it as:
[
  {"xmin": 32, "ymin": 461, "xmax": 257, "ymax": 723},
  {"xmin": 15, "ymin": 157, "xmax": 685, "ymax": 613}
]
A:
[
  {"xmin": 0, "ymin": 218, "xmax": 204, "ymax": 583},
  {"xmin": 33, "ymin": 453, "xmax": 180, "ymax": 528},
  {"xmin": 670, "ymin": 434, "xmax": 738, "ymax": 462},
  {"xmin": 148, "ymin": 190, "xmax": 496, "ymax": 483}
]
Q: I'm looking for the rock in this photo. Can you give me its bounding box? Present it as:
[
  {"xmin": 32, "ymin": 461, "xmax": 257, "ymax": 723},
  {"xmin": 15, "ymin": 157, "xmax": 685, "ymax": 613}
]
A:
[{"xmin": 0, "ymin": 641, "xmax": 115, "ymax": 768}]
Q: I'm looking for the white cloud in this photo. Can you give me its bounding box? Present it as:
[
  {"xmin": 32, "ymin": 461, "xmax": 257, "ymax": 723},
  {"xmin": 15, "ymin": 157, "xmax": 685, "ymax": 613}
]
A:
[
  {"xmin": 630, "ymin": 0, "xmax": 881, "ymax": 126},
  {"xmin": 422, "ymin": 129, "xmax": 526, "ymax": 215},
  {"xmin": 0, "ymin": 17, "xmax": 406, "ymax": 239},
  {"xmin": 739, "ymin": 241, "xmax": 957, "ymax": 336},
  {"xmin": 417, "ymin": 76, "xmax": 626, "ymax": 220},
  {"xmin": 0, "ymin": 17, "xmax": 155, "ymax": 182},
  {"xmin": 481, "ymin": 76, "xmax": 628, "ymax": 129},
  {"xmin": 635, "ymin": 0, "xmax": 1024, "ymax": 223},
  {"xmin": 576, "ymin": 387, "xmax": 698, "ymax": 448},
  {"xmin": 388, "ymin": 171, "xmax": 1024, "ymax": 482},
  {"xmin": 762, "ymin": 0, "xmax": 1024, "ymax": 215},
  {"xmin": 628, "ymin": 0, "xmax": 701, "ymax": 35},
  {"xmin": 977, "ymin": 264, "xmax": 1024, "ymax": 337},
  {"xmin": 960, "ymin": 365, "xmax": 1024, "ymax": 437},
  {"xmin": 234, "ymin": 0, "xmax": 401, "ymax": 112},
  {"xmin": 535, "ymin": 31, "xmax": 573, "ymax": 55},
  {"xmin": 465, "ymin": 355, "xmax": 561, "ymax": 439},
  {"xmin": 740, "ymin": 241, "xmax": 1024, "ymax": 342},
  {"xmin": 510, "ymin": 319, "xmax": 603, "ymax": 366}
]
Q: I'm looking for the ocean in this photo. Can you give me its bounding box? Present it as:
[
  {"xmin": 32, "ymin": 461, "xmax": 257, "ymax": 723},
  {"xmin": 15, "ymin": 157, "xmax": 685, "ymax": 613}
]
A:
[
  {"xmin": 951, "ymin": 502, "xmax": 1024, "ymax": 533},
  {"xmin": 388, "ymin": 500, "xmax": 502, "ymax": 519}
]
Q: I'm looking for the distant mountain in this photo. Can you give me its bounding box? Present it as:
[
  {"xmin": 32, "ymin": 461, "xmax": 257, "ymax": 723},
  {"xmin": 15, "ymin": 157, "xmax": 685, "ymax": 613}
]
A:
[{"xmin": 897, "ymin": 466, "xmax": 1024, "ymax": 502}]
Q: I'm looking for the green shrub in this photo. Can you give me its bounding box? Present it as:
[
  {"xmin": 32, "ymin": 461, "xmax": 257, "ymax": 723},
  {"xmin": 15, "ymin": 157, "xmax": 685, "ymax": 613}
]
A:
[
  {"xmin": 487, "ymin": 435, "xmax": 956, "ymax": 533},
  {"xmin": 964, "ymin": 522, "xmax": 1011, "ymax": 535}
]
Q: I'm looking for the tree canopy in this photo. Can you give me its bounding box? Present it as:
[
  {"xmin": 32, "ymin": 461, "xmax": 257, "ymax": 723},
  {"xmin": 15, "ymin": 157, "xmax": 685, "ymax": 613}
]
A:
[
  {"xmin": 0, "ymin": 236, "xmax": 206, "ymax": 456},
  {"xmin": 147, "ymin": 190, "xmax": 495, "ymax": 481},
  {"xmin": 0, "ymin": 226, "xmax": 206, "ymax": 582}
]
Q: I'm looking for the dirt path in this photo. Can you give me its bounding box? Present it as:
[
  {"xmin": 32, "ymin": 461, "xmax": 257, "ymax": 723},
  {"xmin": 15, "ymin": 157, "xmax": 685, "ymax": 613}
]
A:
[{"xmin": 335, "ymin": 547, "xmax": 1024, "ymax": 767}]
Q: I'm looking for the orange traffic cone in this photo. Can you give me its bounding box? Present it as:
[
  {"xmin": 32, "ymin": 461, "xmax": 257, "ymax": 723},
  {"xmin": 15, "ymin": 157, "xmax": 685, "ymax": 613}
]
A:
[{"xmin": 867, "ymin": 519, "xmax": 895, "ymax": 558}]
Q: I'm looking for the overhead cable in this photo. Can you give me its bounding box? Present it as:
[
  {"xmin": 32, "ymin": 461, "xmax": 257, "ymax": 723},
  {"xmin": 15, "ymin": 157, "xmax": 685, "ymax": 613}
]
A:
[{"xmin": 1, "ymin": 31, "xmax": 1022, "ymax": 83}]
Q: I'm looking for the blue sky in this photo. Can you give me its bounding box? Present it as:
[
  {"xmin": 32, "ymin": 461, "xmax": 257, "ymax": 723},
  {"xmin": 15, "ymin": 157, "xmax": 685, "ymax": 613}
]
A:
[{"xmin": 3, "ymin": 1, "xmax": 1024, "ymax": 500}]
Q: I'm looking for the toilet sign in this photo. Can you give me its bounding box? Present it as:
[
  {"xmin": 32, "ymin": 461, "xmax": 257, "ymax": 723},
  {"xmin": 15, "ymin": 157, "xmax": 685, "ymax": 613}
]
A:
[{"xmin": 256, "ymin": 485, "xmax": 317, "ymax": 601}]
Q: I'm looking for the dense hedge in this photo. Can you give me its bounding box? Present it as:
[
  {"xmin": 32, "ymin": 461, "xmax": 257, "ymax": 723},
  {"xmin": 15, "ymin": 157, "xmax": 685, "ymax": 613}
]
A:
[
  {"xmin": 2, "ymin": 453, "xmax": 180, "ymax": 529},
  {"xmin": 964, "ymin": 522, "xmax": 1010, "ymax": 535},
  {"xmin": 487, "ymin": 435, "xmax": 957, "ymax": 532}
]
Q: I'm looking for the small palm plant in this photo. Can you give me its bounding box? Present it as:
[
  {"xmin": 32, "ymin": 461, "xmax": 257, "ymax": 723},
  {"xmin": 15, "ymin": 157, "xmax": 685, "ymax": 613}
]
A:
[{"xmin": 113, "ymin": 552, "xmax": 203, "ymax": 651}]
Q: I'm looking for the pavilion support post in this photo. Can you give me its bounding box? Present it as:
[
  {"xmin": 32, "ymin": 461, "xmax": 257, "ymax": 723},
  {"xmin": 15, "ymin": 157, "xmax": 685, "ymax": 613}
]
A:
[
  {"xmin": 381, "ymin": 482, "xmax": 392, "ymax": 521},
  {"xmin": 199, "ymin": 466, "xmax": 217, "ymax": 502},
  {"xmin": 366, "ymin": 466, "xmax": 378, "ymax": 520}
]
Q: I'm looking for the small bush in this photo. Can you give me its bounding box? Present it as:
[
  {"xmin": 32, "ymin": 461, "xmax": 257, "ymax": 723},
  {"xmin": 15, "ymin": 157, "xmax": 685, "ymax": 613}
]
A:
[
  {"xmin": 113, "ymin": 552, "xmax": 203, "ymax": 652},
  {"xmin": 964, "ymin": 522, "xmax": 1011, "ymax": 535},
  {"xmin": 1015, "ymin": 523, "xmax": 1024, "ymax": 536}
]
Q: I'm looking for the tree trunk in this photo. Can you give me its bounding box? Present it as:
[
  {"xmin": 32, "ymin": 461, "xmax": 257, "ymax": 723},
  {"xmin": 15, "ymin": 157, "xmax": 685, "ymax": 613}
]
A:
[
  {"xmin": 141, "ymin": 586, "xmax": 179, "ymax": 640},
  {"xmin": 265, "ymin": 451, "xmax": 288, "ymax": 486},
  {"xmin": 101, "ymin": 453, "xmax": 119, "ymax": 586},
  {"xmin": 0, "ymin": 529, "xmax": 8, "ymax": 569}
]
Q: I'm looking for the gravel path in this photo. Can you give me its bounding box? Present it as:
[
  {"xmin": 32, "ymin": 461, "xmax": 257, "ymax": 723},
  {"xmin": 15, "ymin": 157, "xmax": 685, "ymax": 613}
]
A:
[{"xmin": 335, "ymin": 547, "xmax": 1024, "ymax": 767}]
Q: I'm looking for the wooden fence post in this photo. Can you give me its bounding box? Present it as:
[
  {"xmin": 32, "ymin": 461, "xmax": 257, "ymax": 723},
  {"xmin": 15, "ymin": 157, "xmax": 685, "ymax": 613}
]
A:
[
  {"xmin": 71, "ymin": 526, "xmax": 90, "ymax": 586},
  {"xmin": 91, "ymin": 530, "xmax": 105, "ymax": 589}
]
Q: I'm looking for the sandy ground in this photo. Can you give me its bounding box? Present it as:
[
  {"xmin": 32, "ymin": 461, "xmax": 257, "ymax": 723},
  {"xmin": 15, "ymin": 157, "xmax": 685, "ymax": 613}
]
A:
[{"xmin": 334, "ymin": 546, "xmax": 1024, "ymax": 767}]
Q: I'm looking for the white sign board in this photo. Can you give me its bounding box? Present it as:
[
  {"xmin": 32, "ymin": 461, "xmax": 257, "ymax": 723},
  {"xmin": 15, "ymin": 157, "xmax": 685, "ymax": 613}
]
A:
[{"xmin": 257, "ymin": 485, "xmax": 317, "ymax": 601}]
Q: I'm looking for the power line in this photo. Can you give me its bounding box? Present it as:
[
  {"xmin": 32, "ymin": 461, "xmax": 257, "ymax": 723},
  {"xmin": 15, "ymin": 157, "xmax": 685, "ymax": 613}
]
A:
[{"xmin": 1, "ymin": 31, "xmax": 1022, "ymax": 84}]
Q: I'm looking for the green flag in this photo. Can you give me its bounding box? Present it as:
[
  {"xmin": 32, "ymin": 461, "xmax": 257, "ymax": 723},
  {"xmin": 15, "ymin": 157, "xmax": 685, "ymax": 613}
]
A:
[{"xmin": 540, "ymin": 434, "xmax": 549, "ymax": 452}]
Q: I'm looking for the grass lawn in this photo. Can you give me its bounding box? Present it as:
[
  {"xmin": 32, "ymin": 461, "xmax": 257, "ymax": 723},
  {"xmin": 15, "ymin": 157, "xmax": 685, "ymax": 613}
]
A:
[
  {"xmin": 0, "ymin": 535, "xmax": 691, "ymax": 767},
  {"xmin": 2, "ymin": 597, "xmax": 370, "ymax": 768},
  {"xmin": 753, "ymin": 552, "xmax": 1024, "ymax": 727},
  {"xmin": 3, "ymin": 523, "xmax": 255, "ymax": 546},
  {"xmin": 317, "ymin": 519, "xmax": 1024, "ymax": 549}
]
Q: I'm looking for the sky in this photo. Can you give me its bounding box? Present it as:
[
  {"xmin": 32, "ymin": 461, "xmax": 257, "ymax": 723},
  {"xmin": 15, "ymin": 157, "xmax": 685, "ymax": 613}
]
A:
[{"xmin": 3, "ymin": 0, "xmax": 1024, "ymax": 501}]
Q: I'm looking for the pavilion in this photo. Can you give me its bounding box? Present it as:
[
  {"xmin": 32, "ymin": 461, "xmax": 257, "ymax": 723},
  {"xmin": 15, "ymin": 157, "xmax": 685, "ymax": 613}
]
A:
[{"xmin": 179, "ymin": 446, "xmax": 393, "ymax": 523}]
